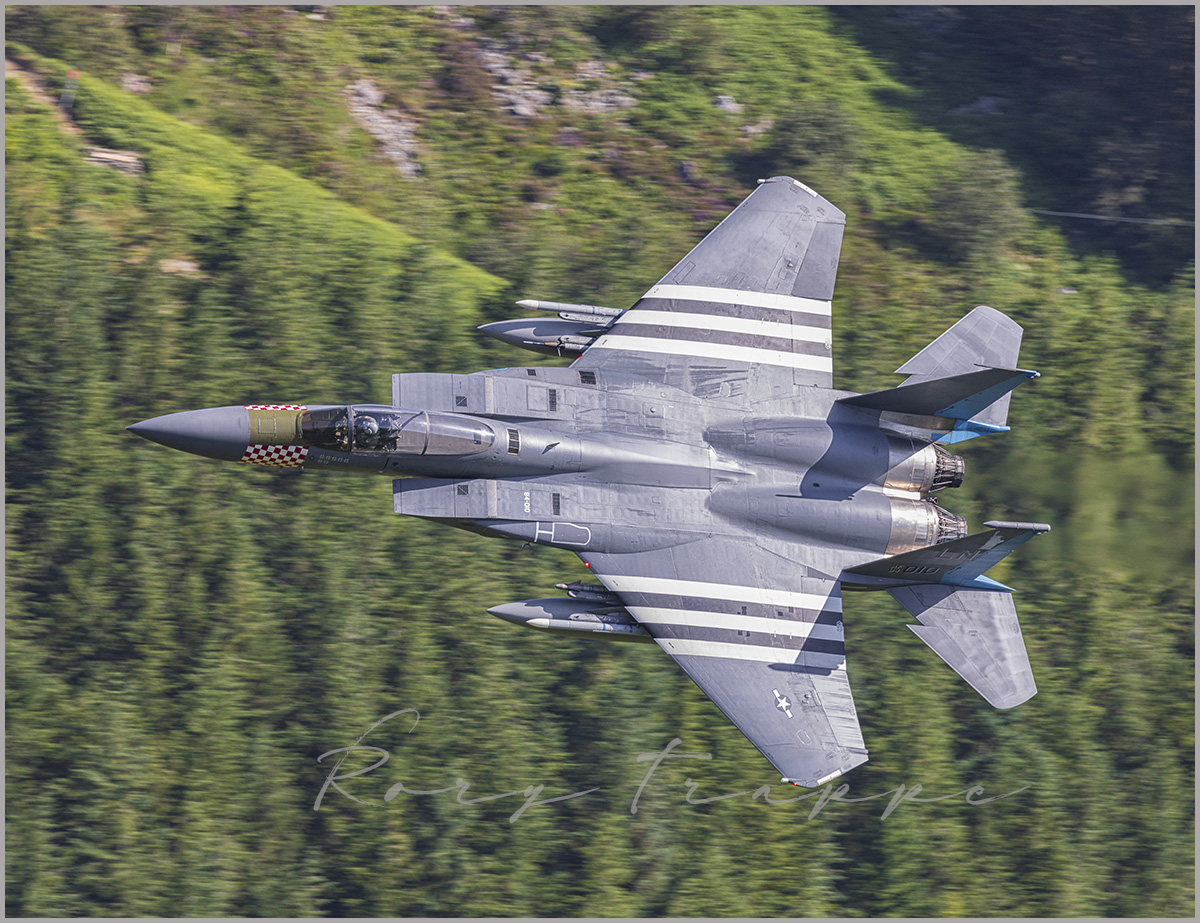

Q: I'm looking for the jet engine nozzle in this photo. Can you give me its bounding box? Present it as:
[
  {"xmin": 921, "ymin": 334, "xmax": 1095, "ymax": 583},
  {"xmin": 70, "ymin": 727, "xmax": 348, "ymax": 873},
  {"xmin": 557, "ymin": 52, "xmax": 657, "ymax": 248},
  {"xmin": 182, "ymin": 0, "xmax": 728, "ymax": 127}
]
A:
[
  {"xmin": 934, "ymin": 504, "xmax": 969, "ymax": 543},
  {"xmin": 883, "ymin": 441, "xmax": 965, "ymax": 494},
  {"xmin": 886, "ymin": 497, "xmax": 968, "ymax": 554},
  {"xmin": 930, "ymin": 444, "xmax": 965, "ymax": 491},
  {"xmin": 126, "ymin": 406, "xmax": 250, "ymax": 461}
]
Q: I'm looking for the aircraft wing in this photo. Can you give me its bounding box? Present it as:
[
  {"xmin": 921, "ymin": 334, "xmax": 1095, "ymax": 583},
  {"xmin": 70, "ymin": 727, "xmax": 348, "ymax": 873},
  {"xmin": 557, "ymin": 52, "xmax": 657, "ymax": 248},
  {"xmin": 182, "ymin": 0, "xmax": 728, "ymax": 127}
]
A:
[
  {"xmin": 579, "ymin": 537, "xmax": 869, "ymax": 786},
  {"xmin": 575, "ymin": 176, "xmax": 845, "ymax": 394}
]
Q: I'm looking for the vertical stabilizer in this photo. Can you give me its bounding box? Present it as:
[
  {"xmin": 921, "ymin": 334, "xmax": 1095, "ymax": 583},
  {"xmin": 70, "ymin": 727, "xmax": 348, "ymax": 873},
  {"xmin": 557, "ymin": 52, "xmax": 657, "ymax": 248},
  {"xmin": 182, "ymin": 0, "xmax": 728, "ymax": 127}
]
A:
[{"xmin": 894, "ymin": 306, "xmax": 1023, "ymax": 425}]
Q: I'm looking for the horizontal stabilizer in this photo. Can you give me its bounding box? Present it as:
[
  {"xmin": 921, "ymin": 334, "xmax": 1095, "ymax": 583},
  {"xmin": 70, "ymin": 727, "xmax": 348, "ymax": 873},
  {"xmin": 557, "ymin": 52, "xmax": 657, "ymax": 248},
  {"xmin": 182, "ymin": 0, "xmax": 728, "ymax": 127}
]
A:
[
  {"xmin": 840, "ymin": 521, "xmax": 1050, "ymax": 591},
  {"xmin": 888, "ymin": 585, "xmax": 1037, "ymax": 708},
  {"xmin": 838, "ymin": 366, "xmax": 1039, "ymax": 435}
]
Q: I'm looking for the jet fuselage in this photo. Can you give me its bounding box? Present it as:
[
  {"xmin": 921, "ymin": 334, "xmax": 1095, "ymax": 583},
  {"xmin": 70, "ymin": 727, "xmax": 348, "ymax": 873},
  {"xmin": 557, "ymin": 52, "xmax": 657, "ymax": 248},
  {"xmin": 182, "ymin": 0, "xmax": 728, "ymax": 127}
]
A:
[{"xmin": 128, "ymin": 367, "xmax": 967, "ymax": 573}]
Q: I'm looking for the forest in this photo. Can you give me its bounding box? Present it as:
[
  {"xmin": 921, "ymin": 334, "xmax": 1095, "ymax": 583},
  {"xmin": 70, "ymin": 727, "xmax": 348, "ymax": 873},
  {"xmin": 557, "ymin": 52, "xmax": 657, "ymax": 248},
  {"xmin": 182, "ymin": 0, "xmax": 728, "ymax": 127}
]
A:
[{"xmin": 5, "ymin": 5, "xmax": 1194, "ymax": 917}]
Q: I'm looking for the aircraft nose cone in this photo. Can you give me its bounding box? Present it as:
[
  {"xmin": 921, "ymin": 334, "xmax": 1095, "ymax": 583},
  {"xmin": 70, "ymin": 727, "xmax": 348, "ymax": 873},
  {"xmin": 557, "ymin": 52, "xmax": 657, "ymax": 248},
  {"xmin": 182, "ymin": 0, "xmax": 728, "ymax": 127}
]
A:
[{"xmin": 126, "ymin": 406, "xmax": 250, "ymax": 461}]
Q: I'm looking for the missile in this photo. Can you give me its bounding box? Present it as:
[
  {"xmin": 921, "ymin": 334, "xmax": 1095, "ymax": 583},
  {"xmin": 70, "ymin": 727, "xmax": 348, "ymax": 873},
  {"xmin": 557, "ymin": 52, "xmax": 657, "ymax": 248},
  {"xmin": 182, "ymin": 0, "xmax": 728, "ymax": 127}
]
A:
[
  {"xmin": 515, "ymin": 299, "xmax": 624, "ymax": 318},
  {"xmin": 487, "ymin": 597, "xmax": 652, "ymax": 642},
  {"xmin": 554, "ymin": 581, "xmax": 621, "ymax": 602}
]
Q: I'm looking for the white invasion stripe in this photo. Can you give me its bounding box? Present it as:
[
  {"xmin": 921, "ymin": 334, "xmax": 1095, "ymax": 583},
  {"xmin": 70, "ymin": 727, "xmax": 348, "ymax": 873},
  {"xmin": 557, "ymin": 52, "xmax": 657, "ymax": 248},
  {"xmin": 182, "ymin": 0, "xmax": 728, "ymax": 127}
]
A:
[
  {"xmin": 589, "ymin": 335, "xmax": 833, "ymax": 373},
  {"xmin": 655, "ymin": 637, "xmax": 847, "ymax": 669},
  {"xmin": 630, "ymin": 607, "xmax": 844, "ymax": 642},
  {"xmin": 615, "ymin": 310, "xmax": 831, "ymax": 346},
  {"xmin": 644, "ymin": 284, "xmax": 831, "ymax": 317},
  {"xmin": 600, "ymin": 575, "xmax": 842, "ymax": 613}
]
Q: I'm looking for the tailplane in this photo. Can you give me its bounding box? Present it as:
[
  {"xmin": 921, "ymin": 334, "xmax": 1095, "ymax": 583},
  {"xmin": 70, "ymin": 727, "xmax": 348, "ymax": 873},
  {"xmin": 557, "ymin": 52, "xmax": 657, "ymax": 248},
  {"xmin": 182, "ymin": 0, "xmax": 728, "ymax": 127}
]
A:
[
  {"xmin": 840, "ymin": 521, "xmax": 1050, "ymax": 591},
  {"xmin": 841, "ymin": 522, "xmax": 1048, "ymax": 709},
  {"xmin": 890, "ymin": 585, "xmax": 1037, "ymax": 708}
]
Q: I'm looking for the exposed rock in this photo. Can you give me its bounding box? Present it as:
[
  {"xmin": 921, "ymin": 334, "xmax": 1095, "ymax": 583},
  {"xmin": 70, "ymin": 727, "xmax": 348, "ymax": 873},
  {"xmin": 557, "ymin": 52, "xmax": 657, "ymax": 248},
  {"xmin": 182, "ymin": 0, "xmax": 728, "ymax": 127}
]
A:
[
  {"xmin": 158, "ymin": 258, "xmax": 202, "ymax": 276},
  {"xmin": 677, "ymin": 160, "xmax": 700, "ymax": 183},
  {"xmin": 477, "ymin": 43, "xmax": 542, "ymax": 117},
  {"xmin": 350, "ymin": 79, "xmax": 384, "ymax": 107},
  {"xmin": 477, "ymin": 43, "xmax": 567, "ymax": 118},
  {"xmin": 431, "ymin": 6, "xmax": 476, "ymax": 28},
  {"xmin": 85, "ymin": 146, "xmax": 144, "ymax": 174},
  {"xmin": 478, "ymin": 48, "xmax": 518, "ymax": 82},
  {"xmin": 714, "ymin": 94, "xmax": 743, "ymax": 114},
  {"xmin": 285, "ymin": 6, "xmax": 332, "ymax": 22},
  {"xmin": 476, "ymin": 42, "xmax": 636, "ymax": 118},
  {"xmin": 741, "ymin": 117, "xmax": 775, "ymax": 137},
  {"xmin": 564, "ymin": 60, "xmax": 636, "ymax": 113},
  {"xmin": 561, "ymin": 87, "xmax": 636, "ymax": 114},
  {"xmin": 576, "ymin": 60, "xmax": 608, "ymax": 81},
  {"xmin": 121, "ymin": 72, "xmax": 152, "ymax": 94},
  {"xmin": 344, "ymin": 79, "xmax": 421, "ymax": 178},
  {"xmin": 507, "ymin": 87, "xmax": 554, "ymax": 119}
]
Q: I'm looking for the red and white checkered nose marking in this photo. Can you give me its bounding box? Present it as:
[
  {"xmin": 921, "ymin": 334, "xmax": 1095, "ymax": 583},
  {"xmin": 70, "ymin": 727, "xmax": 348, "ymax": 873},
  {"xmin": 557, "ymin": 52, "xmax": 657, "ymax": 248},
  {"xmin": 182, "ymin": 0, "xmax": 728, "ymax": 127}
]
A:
[
  {"xmin": 240, "ymin": 405, "xmax": 309, "ymax": 466},
  {"xmin": 240, "ymin": 444, "xmax": 310, "ymax": 467}
]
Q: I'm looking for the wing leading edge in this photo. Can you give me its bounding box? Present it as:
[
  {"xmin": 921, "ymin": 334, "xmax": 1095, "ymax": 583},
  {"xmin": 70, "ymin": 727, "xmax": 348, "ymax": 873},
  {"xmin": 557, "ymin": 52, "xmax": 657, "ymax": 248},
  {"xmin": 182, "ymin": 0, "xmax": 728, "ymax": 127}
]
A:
[{"xmin": 577, "ymin": 177, "xmax": 845, "ymax": 393}]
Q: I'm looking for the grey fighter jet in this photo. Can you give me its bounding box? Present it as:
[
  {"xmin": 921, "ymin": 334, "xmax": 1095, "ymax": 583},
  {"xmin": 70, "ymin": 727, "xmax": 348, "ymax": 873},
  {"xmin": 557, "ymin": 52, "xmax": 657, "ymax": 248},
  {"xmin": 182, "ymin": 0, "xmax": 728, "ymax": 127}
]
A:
[{"xmin": 128, "ymin": 177, "xmax": 1048, "ymax": 787}]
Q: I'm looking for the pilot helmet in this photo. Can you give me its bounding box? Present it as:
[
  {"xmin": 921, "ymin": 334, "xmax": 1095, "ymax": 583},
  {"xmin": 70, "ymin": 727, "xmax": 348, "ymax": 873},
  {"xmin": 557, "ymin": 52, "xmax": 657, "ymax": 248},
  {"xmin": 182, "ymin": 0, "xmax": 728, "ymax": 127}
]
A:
[{"xmin": 354, "ymin": 413, "xmax": 380, "ymax": 446}]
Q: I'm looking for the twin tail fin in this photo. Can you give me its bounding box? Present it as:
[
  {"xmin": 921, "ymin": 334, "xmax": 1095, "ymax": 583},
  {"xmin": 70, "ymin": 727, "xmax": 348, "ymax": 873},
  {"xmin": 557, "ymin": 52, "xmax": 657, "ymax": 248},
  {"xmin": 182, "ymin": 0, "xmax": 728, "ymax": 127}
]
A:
[{"xmin": 837, "ymin": 306, "xmax": 1038, "ymax": 443}]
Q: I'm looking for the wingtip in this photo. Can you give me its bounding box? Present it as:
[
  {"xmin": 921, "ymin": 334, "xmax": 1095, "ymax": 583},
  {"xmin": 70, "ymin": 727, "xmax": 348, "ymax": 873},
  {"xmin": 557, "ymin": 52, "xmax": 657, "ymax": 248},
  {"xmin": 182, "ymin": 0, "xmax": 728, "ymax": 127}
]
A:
[{"xmin": 781, "ymin": 763, "xmax": 865, "ymax": 789}]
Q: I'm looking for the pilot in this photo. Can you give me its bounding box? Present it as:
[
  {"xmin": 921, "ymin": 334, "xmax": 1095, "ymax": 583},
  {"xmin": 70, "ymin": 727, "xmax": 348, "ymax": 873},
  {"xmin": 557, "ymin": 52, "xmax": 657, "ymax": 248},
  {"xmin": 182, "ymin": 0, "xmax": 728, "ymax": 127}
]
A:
[{"xmin": 353, "ymin": 413, "xmax": 380, "ymax": 449}]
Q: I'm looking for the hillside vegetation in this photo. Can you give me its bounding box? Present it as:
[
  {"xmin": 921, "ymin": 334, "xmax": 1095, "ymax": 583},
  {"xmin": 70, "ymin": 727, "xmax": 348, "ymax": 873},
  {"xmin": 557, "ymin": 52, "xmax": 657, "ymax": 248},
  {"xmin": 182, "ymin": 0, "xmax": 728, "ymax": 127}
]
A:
[{"xmin": 5, "ymin": 6, "xmax": 1194, "ymax": 917}]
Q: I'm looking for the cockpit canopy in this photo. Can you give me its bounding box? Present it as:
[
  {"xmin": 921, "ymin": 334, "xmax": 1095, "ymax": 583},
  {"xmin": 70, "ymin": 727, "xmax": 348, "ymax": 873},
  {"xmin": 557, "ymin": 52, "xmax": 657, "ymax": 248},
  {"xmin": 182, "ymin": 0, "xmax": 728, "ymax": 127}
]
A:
[{"xmin": 301, "ymin": 405, "xmax": 495, "ymax": 456}]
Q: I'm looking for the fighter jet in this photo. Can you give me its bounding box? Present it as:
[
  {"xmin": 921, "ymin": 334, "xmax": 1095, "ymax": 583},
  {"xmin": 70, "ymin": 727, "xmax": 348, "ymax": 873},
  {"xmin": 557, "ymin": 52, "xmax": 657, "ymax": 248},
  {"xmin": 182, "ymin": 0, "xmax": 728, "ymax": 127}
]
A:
[{"xmin": 128, "ymin": 177, "xmax": 1047, "ymax": 787}]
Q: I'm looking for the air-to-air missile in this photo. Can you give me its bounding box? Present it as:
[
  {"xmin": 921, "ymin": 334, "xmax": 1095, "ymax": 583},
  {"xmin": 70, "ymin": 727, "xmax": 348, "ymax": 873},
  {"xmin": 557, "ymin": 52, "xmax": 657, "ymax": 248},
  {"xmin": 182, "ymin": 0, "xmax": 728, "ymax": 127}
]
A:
[{"xmin": 129, "ymin": 177, "xmax": 1048, "ymax": 786}]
